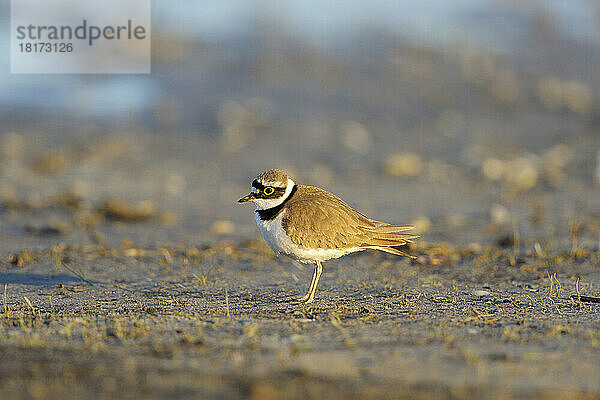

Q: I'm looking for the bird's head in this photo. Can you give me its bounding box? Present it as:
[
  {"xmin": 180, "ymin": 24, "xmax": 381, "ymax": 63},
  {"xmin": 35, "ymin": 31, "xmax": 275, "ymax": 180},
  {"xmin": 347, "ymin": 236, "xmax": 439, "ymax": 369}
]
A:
[{"xmin": 238, "ymin": 169, "xmax": 296, "ymax": 210}]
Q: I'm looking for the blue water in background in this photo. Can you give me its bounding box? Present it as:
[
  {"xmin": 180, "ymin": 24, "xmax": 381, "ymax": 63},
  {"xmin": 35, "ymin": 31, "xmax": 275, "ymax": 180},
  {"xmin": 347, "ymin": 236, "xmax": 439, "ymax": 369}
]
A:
[{"xmin": 0, "ymin": 0, "xmax": 598, "ymax": 120}]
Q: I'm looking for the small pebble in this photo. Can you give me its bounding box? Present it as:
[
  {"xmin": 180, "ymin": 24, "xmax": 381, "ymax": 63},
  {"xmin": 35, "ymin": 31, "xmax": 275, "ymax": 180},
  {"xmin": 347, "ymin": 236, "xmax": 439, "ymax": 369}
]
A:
[
  {"xmin": 490, "ymin": 204, "xmax": 510, "ymax": 225},
  {"xmin": 482, "ymin": 157, "xmax": 504, "ymax": 181},
  {"xmin": 384, "ymin": 153, "xmax": 423, "ymax": 177},
  {"xmin": 211, "ymin": 220, "xmax": 235, "ymax": 236},
  {"xmin": 339, "ymin": 121, "xmax": 372, "ymax": 154},
  {"xmin": 99, "ymin": 199, "xmax": 157, "ymax": 222},
  {"xmin": 504, "ymin": 157, "xmax": 538, "ymax": 191},
  {"xmin": 410, "ymin": 216, "xmax": 431, "ymax": 233},
  {"xmin": 471, "ymin": 290, "xmax": 491, "ymax": 297}
]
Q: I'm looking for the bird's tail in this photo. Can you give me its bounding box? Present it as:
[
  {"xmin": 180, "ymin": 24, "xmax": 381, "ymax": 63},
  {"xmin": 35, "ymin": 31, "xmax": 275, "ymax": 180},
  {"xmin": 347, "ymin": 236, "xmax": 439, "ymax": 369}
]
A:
[
  {"xmin": 371, "ymin": 246, "xmax": 416, "ymax": 259},
  {"xmin": 361, "ymin": 224, "xmax": 419, "ymax": 259}
]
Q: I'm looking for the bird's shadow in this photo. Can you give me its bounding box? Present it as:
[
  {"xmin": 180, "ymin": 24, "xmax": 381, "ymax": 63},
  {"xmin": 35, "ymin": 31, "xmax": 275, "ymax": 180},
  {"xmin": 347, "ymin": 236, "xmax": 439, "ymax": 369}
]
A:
[{"xmin": 0, "ymin": 272, "xmax": 81, "ymax": 287}]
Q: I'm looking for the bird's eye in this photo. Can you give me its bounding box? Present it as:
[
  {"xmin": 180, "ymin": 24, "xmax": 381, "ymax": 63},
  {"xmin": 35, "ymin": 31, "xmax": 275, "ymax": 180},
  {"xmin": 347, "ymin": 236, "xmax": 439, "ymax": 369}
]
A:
[{"xmin": 264, "ymin": 186, "xmax": 275, "ymax": 195}]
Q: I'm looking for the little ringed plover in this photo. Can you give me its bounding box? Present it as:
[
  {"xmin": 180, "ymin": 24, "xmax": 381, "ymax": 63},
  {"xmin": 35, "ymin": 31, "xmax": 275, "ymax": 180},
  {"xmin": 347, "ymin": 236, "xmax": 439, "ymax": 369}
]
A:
[{"xmin": 238, "ymin": 169, "xmax": 418, "ymax": 303}]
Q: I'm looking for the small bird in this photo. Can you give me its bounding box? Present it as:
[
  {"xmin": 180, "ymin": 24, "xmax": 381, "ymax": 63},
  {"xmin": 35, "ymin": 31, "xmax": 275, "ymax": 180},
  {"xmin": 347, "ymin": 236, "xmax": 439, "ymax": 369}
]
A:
[{"xmin": 238, "ymin": 169, "xmax": 418, "ymax": 303}]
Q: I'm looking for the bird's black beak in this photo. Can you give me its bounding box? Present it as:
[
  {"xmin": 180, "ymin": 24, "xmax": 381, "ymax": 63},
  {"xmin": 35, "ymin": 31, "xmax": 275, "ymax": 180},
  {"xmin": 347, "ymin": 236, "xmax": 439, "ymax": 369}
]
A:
[{"xmin": 238, "ymin": 193, "xmax": 256, "ymax": 203}]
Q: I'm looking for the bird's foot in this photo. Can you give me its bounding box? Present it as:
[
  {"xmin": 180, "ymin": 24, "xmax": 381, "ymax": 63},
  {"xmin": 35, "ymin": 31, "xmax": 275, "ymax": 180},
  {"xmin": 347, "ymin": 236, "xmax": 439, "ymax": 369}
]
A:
[{"xmin": 291, "ymin": 294, "xmax": 314, "ymax": 304}]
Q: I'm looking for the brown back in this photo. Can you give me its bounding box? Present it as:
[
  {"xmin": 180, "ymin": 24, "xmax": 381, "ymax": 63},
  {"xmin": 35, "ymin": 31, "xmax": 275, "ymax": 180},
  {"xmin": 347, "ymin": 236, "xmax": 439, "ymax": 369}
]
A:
[{"xmin": 282, "ymin": 185, "xmax": 416, "ymax": 250}]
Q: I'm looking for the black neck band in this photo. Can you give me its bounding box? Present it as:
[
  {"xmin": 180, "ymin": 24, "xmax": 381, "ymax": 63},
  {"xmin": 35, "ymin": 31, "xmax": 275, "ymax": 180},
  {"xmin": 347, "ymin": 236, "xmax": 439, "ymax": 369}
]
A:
[{"xmin": 256, "ymin": 184, "xmax": 297, "ymax": 221}]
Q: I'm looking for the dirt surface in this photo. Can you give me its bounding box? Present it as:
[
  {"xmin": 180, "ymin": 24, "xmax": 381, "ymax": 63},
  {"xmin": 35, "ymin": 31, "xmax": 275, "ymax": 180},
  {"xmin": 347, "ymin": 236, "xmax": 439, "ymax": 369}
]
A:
[
  {"xmin": 1, "ymin": 239, "xmax": 600, "ymax": 399},
  {"xmin": 2, "ymin": 5, "xmax": 600, "ymax": 398}
]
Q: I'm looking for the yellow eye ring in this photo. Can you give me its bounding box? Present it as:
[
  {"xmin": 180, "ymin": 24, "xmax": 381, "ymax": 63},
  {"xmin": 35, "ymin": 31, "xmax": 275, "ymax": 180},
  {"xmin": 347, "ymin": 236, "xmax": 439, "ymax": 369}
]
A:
[{"xmin": 264, "ymin": 186, "xmax": 275, "ymax": 195}]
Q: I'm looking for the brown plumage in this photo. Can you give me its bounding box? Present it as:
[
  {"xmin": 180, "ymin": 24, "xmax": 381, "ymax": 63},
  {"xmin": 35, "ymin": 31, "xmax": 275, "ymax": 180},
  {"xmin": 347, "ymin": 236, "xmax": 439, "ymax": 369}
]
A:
[
  {"xmin": 238, "ymin": 168, "xmax": 419, "ymax": 303},
  {"xmin": 282, "ymin": 185, "xmax": 418, "ymax": 253},
  {"xmin": 257, "ymin": 169, "xmax": 289, "ymax": 184}
]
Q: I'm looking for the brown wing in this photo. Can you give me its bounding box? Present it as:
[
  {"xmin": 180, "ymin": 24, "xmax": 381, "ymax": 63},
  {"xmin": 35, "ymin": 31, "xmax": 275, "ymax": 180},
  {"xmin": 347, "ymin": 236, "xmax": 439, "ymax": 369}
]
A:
[{"xmin": 282, "ymin": 185, "xmax": 418, "ymax": 250}]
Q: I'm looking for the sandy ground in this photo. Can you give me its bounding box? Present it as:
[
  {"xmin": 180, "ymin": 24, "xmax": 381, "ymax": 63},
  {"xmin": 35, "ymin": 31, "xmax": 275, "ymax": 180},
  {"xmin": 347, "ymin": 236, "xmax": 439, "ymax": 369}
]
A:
[
  {"xmin": 1, "ymin": 237, "xmax": 599, "ymax": 399},
  {"xmin": 2, "ymin": 17, "xmax": 600, "ymax": 399}
]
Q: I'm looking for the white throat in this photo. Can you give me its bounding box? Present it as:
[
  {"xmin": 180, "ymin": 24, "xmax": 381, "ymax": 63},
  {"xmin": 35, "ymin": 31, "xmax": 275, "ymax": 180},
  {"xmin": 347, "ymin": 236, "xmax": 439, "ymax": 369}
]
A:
[{"xmin": 253, "ymin": 178, "xmax": 295, "ymax": 210}]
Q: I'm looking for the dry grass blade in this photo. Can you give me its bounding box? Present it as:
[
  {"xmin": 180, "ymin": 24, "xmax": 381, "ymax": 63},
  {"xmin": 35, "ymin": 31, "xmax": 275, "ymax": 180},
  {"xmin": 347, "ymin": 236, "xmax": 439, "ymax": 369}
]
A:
[
  {"xmin": 225, "ymin": 287, "xmax": 230, "ymax": 318},
  {"xmin": 60, "ymin": 261, "xmax": 94, "ymax": 286},
  {"xmin": 23, "ymin": 296, "xmax": 36, "ymax": 316},
  {"xmin": 2, "ymin": 284, "xmax": 8, "ymax": 317},
  {"xmin": 570, "ymin": 295, "xmax": 600, "ymax": 303}
]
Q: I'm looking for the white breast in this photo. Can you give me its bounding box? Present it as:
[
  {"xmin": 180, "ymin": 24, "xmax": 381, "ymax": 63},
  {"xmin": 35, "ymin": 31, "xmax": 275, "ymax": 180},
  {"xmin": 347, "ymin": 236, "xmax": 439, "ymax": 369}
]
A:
[{"xmin": 254, "ymin": 210, "xmax": 361, "ymax": 263}]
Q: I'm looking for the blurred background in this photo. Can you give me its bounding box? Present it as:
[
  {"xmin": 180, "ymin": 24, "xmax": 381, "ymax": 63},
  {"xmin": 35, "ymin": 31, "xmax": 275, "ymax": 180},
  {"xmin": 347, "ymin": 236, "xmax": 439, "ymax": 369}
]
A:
[{"xmin": 1, "ymin": 0, "xmax": 600, "ymax": 253}]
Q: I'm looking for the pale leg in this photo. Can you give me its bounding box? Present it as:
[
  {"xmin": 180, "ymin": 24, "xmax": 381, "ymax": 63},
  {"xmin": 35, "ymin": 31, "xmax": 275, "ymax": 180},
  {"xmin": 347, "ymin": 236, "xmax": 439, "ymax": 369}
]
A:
[
  {"xmin": 298, "ymin": 260, "xmax": 322, "ymax": 303},
  {"xmin": 298, "ymin": 261, "xmax": 318, "ymax": 302}
]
